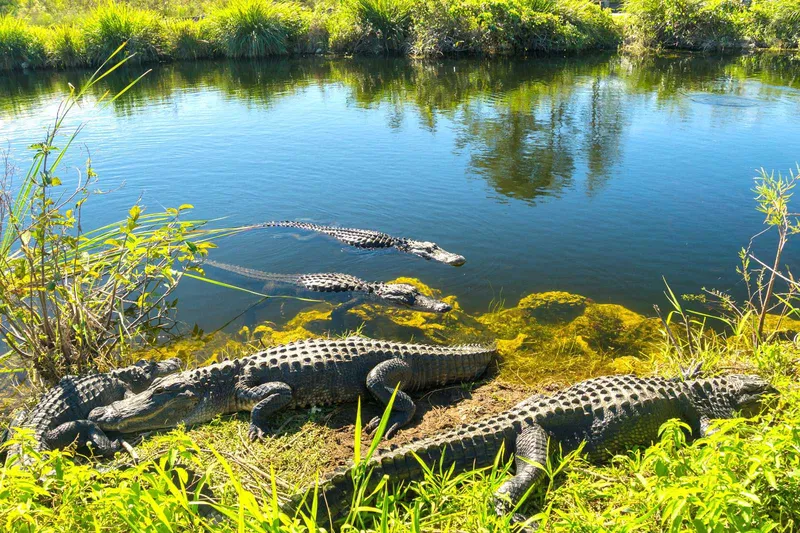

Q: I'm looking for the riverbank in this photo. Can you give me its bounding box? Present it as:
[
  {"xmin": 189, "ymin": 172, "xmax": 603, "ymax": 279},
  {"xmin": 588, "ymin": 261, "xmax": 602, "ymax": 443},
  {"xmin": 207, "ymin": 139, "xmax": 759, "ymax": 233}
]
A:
[
  {"xmin": 2, "ymin": 0, "xmax": 799, "ymax": 71},
  {"xmin": 1, "ymin": 282, "xmax": 799, "ymax": 531}
]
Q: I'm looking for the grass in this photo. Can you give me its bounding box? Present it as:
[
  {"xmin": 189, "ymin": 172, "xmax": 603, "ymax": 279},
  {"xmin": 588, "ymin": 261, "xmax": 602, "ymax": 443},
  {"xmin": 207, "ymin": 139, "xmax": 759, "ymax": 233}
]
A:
[
  {"xmin": 623, "ymin": 0, "xmax": 800, "ymax": 51},
  {"xmin": 1, "ymin": 0, "xmax": 798, "ymax": 67},
  {"xmin": 210, "ymin": 0, "xmax": 312, "ymax": 57}
]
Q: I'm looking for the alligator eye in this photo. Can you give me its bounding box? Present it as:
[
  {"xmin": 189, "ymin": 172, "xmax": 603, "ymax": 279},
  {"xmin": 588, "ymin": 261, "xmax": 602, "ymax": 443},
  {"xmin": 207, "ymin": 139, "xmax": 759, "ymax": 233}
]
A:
[{"xmin": 152, "ymin": 385, "xmax": 167, "ymax": 395}]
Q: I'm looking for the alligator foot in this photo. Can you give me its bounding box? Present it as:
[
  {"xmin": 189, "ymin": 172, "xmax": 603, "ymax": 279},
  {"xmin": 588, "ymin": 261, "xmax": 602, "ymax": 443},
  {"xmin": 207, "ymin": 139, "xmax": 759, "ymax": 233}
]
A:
[
  {"xmin": 248, "ymin": 423, "xmax": 267, "ymax": 442},
  {"xmin": 365, "ymin": 412, "xmax": 414, "ymax": 439}
]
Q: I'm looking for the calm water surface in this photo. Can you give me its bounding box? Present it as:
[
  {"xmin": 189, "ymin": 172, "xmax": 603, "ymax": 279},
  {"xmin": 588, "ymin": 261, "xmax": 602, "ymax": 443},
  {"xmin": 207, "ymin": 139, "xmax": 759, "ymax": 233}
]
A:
[{"xmin": 3, "ymin": 54, "xmax": 800, "ymax": 333}]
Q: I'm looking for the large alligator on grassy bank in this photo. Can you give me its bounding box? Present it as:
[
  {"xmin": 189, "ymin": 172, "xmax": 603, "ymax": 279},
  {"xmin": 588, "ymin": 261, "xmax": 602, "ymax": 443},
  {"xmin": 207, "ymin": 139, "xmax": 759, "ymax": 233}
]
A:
[
  {"xmin": 289, "ymin": 373, "xmax": 775, "ymax": 528},
  {"xmin": 253, "ymin": 221, "xmax": 466, "ymax": 266},
  {"xmin": 3, "ymin": 359, "xmax": 182, "ymax": 462},
  {"xmin": 204, "ymin": 259, "xmax": 452, "ymax": 313},
  {"xmin": 89, "ymin": 337, "xmax": 494, "ymax": 441}
]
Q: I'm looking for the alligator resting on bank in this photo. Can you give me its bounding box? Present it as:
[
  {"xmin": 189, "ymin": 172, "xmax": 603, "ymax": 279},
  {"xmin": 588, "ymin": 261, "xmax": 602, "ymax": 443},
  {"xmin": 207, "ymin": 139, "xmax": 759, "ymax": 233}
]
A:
[
  {"xmin": 288, "ymin": 373, "xmax": 775, "ymax": 529},
  {"xmin": 253, "ymin": 221, "xmax": 466, "ymax": 266},
  {"xmin": 3, "ymin": 358, "xmax": 182, "ymax": 462},
  {"xmin": 89, "ymin": 337, "xmax": 494, "ymax": 441},
  {"xmin": 204, "ymin": 259, "xmax": 452, "ymax": 313}
]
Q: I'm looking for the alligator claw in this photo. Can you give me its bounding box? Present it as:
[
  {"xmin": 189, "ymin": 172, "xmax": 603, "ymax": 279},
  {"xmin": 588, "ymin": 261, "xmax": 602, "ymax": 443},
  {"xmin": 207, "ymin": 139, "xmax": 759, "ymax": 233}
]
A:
[
  {"xmin": 364, "ymin": 417, "xmax": 402, "ymax": 439},
  {"xmin": 248, "ymin": 424, "xmax": 266, "ymax": 442},
  {"xmin": 364, "ymin": 416, "xmax": 381, "ymax": 435}
]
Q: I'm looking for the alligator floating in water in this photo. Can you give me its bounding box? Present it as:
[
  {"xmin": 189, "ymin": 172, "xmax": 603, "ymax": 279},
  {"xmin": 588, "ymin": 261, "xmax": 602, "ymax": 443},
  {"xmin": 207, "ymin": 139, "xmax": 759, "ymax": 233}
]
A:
[
  {"xmin": 289, "ymin": 373, "xmax": 775, "ymax": 528},
  {"xmin": 204, "ymin": 259, "xmax": 452, "ymax": 313},
  {"xmin": 253, "ymin": 221, "xmax": 466, "ymax": 266},
  {"xmin": 3, "ymin": 358, "xmax": 182, "ymax": 462},
  {"xmin": 89, "ymin": 337, "xmax": 495, "ymax": 441}
]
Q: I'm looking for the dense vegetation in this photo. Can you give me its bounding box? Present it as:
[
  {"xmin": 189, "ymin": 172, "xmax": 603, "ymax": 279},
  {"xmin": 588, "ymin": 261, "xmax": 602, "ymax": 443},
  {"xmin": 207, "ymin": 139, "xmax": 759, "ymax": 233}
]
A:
[{"xmin": 1, "ymin": 0, "xmax": 799, "ymax": 70}]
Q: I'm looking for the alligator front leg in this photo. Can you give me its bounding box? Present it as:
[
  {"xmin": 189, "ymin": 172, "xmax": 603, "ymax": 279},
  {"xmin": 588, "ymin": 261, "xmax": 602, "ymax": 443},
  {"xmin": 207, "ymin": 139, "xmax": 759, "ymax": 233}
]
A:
[
  {"xmin": 236, "ymin": 382, "xmax": 293, "ymax": 441},
  {"xmin": 44, "ymin": 420, "xmax": 123, "ymax": 457},
  {"xmin": 364, "ymin": 359, "xmax": 415, "ymax": 439},
  {"xmin": 494, "ymin": 424, "xmax": 549, "ymax": 530}
]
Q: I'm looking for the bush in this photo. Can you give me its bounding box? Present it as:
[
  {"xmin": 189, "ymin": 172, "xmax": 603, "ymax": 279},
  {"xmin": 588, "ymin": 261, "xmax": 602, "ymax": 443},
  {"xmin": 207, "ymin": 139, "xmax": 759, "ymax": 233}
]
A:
[
  {"xmin": 411, "ymin": 0, "xmax": 620, "ymax": 56},
  {"xmin": 83, "ymin": 2, "xmax": 165, "ymax": 65},
  {"xmin": 0, "ymin": 15, "xmax": 46, "ymax": 70},
  {"xmin": 166, "ymin": 18, "xmax": 216, "ymax": 60},
  {"xmin": 209, "ymin": 0, "xmax": 311, "ymax": 58},
  {"xmin": 746, "ymin": 0, "xmax": 800, "ymax": 48},
  {"xmin": 45, "ymin": 23, "xmax": 88, "ymax": 68},
  {"xmin": 623, "ymin": 0, "xmax": 747, "ymax": 51}
]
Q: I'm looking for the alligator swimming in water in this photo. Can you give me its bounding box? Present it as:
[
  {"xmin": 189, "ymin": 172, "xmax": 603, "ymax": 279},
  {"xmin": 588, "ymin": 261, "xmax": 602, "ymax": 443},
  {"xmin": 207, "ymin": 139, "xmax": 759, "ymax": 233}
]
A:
[
  {"xmin": 3, "ymin": 358, "xmax": 181, "ymax": 462},
  {"xmin": 89, "ymin": 337, "xmax": 495, "ymax": 441},
  {"xmin": 288, "ymin": 373, "xmax": 775, "ymax": 528},
  {"xmin": 253, "ymin": 221, "xmax": 466, "ymax": 266},
  {"xmin": 204, "ymin": 259, "xmax": 452, "ymax": 313}
]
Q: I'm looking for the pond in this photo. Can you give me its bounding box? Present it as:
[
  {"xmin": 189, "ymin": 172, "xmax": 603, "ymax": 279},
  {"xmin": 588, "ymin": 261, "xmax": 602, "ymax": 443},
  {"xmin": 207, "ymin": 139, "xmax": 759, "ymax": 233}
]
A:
[{"xmin": 3, "ymin": 53, "xmax": 800, "ymax": 336}]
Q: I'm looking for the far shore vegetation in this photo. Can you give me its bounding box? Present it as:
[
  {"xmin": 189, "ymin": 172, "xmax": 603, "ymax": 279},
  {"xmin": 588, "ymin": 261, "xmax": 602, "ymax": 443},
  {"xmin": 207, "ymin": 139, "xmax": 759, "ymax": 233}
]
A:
[{"xmin": 0, "ymin": 0, "xmax": 799, "ymax": 71}]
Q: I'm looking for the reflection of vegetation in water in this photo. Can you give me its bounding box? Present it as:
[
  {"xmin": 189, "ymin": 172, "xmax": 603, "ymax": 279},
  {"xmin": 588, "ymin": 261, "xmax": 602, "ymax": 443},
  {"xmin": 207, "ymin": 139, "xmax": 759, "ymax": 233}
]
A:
[{"xmin": 3, "ymin": 53, "xmax": 800, "ymax": 203}]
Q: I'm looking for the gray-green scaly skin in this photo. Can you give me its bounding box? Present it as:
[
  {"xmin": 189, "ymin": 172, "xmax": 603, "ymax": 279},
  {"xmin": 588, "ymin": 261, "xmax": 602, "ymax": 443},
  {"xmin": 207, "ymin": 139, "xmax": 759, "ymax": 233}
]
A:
[
  {"xmin": 203, "ymin": 260, "xmax": 452, "ymax": 313},
  {"xmin": 291, "ymin": 374, "xmax": 775, "ymax": 527},
  {"xmin": 4, "ymin": 358, "xmax": 181, "ymax": 462},
  {"xmin": 255, "ymin": 221, "xmax": 467, "ymax": 266},
  {"xmin": 89, "ymin": 336, "xmax": 495, "ymax": 441}
]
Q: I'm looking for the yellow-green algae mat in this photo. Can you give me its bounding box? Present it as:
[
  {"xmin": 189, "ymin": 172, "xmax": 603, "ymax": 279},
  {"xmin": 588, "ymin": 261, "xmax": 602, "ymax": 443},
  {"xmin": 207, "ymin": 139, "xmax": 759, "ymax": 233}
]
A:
[{"xmin": 129, "ymin": 279, "xmax": 672, "ymax": 495}]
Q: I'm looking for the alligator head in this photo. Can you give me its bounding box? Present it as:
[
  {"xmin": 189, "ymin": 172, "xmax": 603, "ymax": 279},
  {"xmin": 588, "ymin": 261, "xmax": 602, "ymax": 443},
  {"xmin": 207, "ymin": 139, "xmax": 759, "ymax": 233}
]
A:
[
  {"xmin": 372, "ymin": 283, "xmax": 452, "ymax": 313},
  {"xmin": 728, "ymin": 374, "xmax": 777, "ymax": 416},
  {"xmin": 89, "ymin": 366, "xmax": 233, "ymax": 433},
  {"xmin": 396, "ymin": 239, "xmax": 466, "ymax": 266},
  {"xmin": 707, "ymin": 374, "xmax": 777, "ymax": 418}
]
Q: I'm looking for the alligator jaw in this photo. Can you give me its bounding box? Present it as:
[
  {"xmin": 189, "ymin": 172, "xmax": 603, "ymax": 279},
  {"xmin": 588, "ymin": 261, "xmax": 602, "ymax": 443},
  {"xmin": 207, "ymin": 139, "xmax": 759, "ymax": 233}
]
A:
[
  {"xmin": 398, "ymin": 239, "xmax": 466, "ymax": 266},
  {"xmin": 412, "ymin": 293, "xmax": 452, "ymax": 313},
  {"xmin": 89, "ymin": 376, "xmax": 205, "ymax": 433}
]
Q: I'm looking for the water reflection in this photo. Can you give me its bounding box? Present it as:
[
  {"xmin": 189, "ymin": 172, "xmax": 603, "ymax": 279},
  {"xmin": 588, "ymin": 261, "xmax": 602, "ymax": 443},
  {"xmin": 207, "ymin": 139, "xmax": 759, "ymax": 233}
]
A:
[
  {"xmin": 3, "ymin": 53, "xmax": 800, "ymax": 325},
  {"xmin": 4, "ymin": 53, "xmax": 798, "ymax": 204}
]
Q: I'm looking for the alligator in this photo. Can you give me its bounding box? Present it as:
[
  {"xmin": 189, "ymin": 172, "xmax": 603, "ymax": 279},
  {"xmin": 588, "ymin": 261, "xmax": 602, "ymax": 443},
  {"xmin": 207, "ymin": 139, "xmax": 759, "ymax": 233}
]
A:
[
  {"xmin": 89, "ymin": 336, "xmax": 494, "ymax": 441},
  {"xmin": 204, "ymin": 259, "xmax": 452, "ymax": 313},
  {"xmin": 253, "ymin": 221, "xmax": 466, "ymax": 266},
  {"xmin": 3, "ymin": 358, "xmax": 181, "ymax": 462},
  {"xmin": 288, "ymin": 373, "xmax": 775, "ymax": 529}
]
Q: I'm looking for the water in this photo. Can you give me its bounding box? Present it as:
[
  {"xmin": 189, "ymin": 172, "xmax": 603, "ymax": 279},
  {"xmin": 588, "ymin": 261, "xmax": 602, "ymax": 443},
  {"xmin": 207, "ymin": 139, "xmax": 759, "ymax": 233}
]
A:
[{"xmin": 3, "ymin": 53, "xmax": 800, "ymax": 335}]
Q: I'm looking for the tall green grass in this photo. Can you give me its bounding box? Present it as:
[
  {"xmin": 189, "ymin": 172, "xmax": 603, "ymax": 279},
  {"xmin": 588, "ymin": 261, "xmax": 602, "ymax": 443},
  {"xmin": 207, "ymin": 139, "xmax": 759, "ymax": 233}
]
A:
[
  {"xmin": 83, "ymin": 2, "xmax": 165, "ymax": 64},
  {"xmin": 210, "ymin": 0, "xmax": 311, "ymax": 57},
  {"xmin": 0, "ymin": 15, "xmax": 46, "ymax": 69}
]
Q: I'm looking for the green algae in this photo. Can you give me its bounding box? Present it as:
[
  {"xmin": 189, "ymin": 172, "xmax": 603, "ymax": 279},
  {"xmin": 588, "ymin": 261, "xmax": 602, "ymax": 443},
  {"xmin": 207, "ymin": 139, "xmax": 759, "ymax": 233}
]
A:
[{"xmin": 159, "ymin": 281, "xmax": 663, "ymax": 388}]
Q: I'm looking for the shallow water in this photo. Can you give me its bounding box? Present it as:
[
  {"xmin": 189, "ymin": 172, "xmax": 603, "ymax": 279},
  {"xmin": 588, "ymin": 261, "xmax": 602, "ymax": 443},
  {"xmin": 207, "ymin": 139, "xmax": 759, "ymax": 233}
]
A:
[{"xmin": 3, "ymin": 53, "xmax": 800, "ymax": 335}]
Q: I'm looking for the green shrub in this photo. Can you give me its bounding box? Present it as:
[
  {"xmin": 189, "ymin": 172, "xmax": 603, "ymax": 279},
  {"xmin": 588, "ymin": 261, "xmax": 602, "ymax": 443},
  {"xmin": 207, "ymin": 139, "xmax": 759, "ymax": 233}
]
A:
[
  {"xmin": 209, "ymin": 0, "xmax": 311, "ymax": 58},
  {"xmin": 411, "ymin": 0, "xmax": 620, "ymax": 56},
  {"xmin": 83, "ymin": 2, "xmax": 165, "ymax": 65},
  {"xmin": 166, "ymin": 18, "xmax": 216, "ymax": 60},
  {"xmin": 45, "ymin": 23, "xmax": 88, "ymax": 68},
  {"xmin": 746, "ymin": 0, "xmax": 800, "ymax": 48},
  {"xmin": 0, "ymin": 15, "xmax": 46, "ymax": 70},
  {"xmin": 623, "ymin": 0, "xmax": 747, "ymax": 51}
]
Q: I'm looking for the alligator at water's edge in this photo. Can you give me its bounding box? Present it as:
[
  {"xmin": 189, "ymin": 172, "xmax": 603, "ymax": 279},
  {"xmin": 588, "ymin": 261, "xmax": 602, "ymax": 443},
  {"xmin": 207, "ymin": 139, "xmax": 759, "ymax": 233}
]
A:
[
  {"xmin": 204, "ymin": 259, "xmax": 452, "ymax": 313},
  {"xmin": 89, "ymin": 337, "xmax": 494, "ymax": 441},
  {"xmin": 289, "ymin": 374, "xmax": 775, "ymax": 528},
  {"xmin": 3, "ymin": 358, "xmax": 181, "ymax": 462},
  {"xmin": 254, "ymin": 221, "xmax": 466, "ymax": 266}
]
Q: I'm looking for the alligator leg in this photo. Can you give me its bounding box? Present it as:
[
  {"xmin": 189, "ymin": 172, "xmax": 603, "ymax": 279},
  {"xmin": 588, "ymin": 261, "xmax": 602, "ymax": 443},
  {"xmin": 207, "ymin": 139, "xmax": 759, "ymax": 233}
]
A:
[
  {"xmin": 330, "ymin": 297, "xmax": 362, "ymax": 331},
  {"xmin": 44, "ymin": 420, "xmax": 122, "ymax": 457},
  {"xmin": 364, "ymin": 359, "xmax": 416, "ymax": 439},
  {"xmin": 493, "ymin": 423, "xmax": 549, "ymax": 529},
  {"xmin": 236, "ymin": 382, "xmax": 293, "ymax": 441}
]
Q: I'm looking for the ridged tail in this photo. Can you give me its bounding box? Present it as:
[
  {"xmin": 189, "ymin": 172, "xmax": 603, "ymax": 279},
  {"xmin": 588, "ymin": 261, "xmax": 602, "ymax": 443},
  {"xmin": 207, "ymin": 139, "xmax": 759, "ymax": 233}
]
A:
[
  {"xmin": 409, "ymin": 342, "xmax": 496, "ymax": 390},
  {"xmin": 204, "ymin": 260, "xmax": 300, "ymax": 285},
  {"xmin": 288, "ymin": 406, "xmax": 525, "ymax": 521}
]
